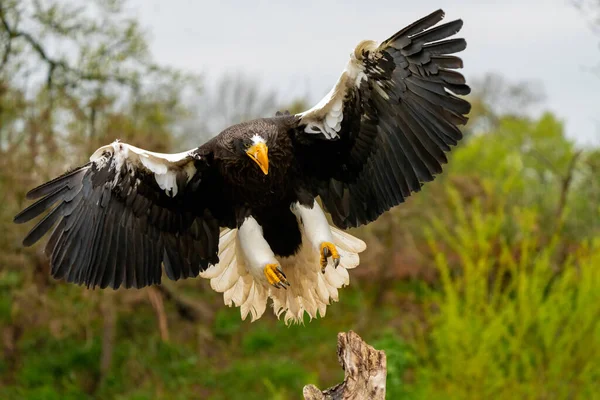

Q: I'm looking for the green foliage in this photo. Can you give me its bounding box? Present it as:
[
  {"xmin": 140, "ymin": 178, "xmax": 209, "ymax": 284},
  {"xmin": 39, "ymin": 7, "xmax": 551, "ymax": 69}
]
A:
[
  {"xmin": 447, "ymin": 112, "xmax": 599, "ymax": 240},
  {"xmin": 452, "ymin": 113, "xmax": 570, "ymax": 197},
  {"xmin": 18, "ymin": 336, "xmax": 101, "ymax": 392},
  {"xmin": 410, "ymin": 195, "xmax": 600, "ymax": 399},
  {"xmin": 0, "ymin": 334, "xmax": 100, "ymax": 399},
  {"xmin": 373, "ymin": 331, "xmax": 421, "ymax": 400},
  {"xmin": 213, "ymin": 308, "xmax": 244, "ymax": 340}
]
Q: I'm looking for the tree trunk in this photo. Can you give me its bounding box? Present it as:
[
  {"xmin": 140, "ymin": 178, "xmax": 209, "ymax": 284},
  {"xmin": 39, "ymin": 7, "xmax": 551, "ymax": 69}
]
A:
[{"xmin": 303, "ymin": 331, "xmax": 387, "ymax": 400}]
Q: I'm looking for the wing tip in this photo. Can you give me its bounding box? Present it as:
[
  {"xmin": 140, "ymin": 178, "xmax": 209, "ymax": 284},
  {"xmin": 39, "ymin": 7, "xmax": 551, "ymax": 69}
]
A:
[
  {"xmin": 13, "ymin": 211, "xmax": 27, "ymax": 225},
  {"xmin": 22, "ymin": 232, "xmax": 39, "ymax": 247},
  {"xmin": 26, "ymin": 186, "xmax": 45, "ymax": 200},
  {"xmin": 24, "ymin": 164, "xmax": 91, "ymax": 200},
  {"xmin": 425, "ymin": 9, "xmax": 446, "ymax": 26}
]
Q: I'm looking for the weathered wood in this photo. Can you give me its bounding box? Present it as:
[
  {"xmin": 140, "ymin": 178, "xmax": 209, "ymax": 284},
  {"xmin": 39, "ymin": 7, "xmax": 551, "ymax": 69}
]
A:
[{"xmin": 303, "ymin": 331, "xmax": 387, "ymax": 400}]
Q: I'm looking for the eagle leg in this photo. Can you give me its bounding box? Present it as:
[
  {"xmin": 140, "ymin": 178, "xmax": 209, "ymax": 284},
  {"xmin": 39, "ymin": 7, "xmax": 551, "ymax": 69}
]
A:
[
  {"xmin": 237, "ymin": 215, "xmax": 290, "ymax": 289},
  {"xmin": 291, "ymin": 200, "xmax": 341, "ymax": 273},
  {"xmin": 264, "ymin": 263, "xmax": 290, "ymax": 289}
]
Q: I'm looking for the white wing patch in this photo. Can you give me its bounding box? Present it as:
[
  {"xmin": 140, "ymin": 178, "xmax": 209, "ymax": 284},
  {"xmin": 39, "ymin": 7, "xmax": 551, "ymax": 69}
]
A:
[
  {"xmin": 89, "ymin": 140, "xmax": 197, "ymax": 197},
  {"xmin": 200, "ymin": 201, "xmax": 367, "ymax": 324},
  {"xmin": 298, "ymin": 40, "xmax": 378, "ymax": 139}
]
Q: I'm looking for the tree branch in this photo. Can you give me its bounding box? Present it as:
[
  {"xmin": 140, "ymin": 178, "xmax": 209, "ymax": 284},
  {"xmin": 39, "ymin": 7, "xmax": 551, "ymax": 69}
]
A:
[
  {"xmin": 0, "ymin": 3, "xmax": 137, "ymax": 89},
  {"xmin": 147, "ymin": 287, "xmax": 170, "ymax": 342},
  {"xmin": 155, "ymin": 283, "xmax": 215, "ymax": 323},
  {"xmin": 556, "ymin": 150, "xmax": 583, "ymax": 221},
  {"xmin": 303, "ymin": 331, "xmax": 387, "ymax": 400},
  {"xmin": 98, "ymin": 291, "xmax": 116, "ymax": 392}
]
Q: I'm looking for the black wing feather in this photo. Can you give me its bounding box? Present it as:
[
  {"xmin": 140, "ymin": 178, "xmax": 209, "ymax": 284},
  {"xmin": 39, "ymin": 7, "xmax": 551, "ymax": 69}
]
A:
[
  {"xmin": 14, "ymin": 147, "xmax": 222, "ymax": 289},
  {"xmin": 294, "ymin": 9, "xmax": 471, "ymax": 228}
]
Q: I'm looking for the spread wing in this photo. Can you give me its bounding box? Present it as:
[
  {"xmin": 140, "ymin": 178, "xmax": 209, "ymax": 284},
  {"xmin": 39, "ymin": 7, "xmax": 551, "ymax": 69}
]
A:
[
  {"xmin": 14, "ymin": 141, "xmax": 222, "ymax": 289},
  {"xmin": 292, "ymin": 9, "xmax": 471, "ymax": 228}
]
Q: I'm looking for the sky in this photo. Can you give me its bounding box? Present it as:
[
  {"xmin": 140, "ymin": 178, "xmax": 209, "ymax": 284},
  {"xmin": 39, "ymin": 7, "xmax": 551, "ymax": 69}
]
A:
[{"xmin": 127, "ymin": 0, "xmax": 600, "ymax": 145}]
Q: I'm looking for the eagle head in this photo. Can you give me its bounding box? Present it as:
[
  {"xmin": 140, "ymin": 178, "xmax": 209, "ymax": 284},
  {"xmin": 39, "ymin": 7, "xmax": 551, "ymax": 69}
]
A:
[{"xmin": 233, "ymin": 133, "xmax": 269, "ymax": 175}]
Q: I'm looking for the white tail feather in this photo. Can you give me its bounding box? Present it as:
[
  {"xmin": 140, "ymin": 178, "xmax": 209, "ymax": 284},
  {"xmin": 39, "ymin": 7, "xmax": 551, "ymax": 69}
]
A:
[{"xmin": 200, "ymin": 224, "xmax": 366, "ymax": 324}]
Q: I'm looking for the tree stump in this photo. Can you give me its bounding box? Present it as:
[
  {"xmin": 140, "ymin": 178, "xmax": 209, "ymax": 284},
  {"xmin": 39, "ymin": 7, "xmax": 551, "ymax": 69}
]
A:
[{"xmin": 303, "ymin": 331, "xmax": 387, "ymax": 400}]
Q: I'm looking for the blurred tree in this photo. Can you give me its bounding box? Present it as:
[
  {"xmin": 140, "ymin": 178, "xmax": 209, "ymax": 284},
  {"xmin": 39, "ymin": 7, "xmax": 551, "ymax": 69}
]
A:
[
  {"xmin": 183, "ymin": 73, "xmax": 279, "ymax": 145},
  {"xmin": 466, "ymin": 73, "xmax": 545, "ymax": 135},
  {"xmin": 0, "ymin": 0, "xmax": 202, "ymax": 156},
  {"xmin": 0, "ymin": 0, "xmax": 204, "ymax": 393},
  {"xmin": 450, "ymin": 112, "xmax": 599, "ymax": 239}
]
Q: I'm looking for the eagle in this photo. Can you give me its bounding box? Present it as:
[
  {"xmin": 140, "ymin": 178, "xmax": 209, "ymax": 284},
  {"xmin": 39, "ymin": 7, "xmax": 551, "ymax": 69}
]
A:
[{"xmin": 14, "ymin": 9, "xmax": 470, "ymax": 324}]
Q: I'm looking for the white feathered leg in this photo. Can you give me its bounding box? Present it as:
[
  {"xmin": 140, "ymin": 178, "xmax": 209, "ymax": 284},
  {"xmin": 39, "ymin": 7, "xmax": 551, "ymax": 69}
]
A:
[
  {"xmin": 237, "ymin": 216, "xmax": 289, "ymax": 289},
  {"xmin": 268, "ymin": 200, "xmax": 364, "ymax": 324},
  {"xmin": 291, "ymin": 201, "xmax": 339, "ymax": 270},
  {"xmin": 291, "ymin": 201, "xmax": 333, "ymax": 249},
  {"xmin": 199, "ymin": 216, "xmax": 281, "ymax": 322}
]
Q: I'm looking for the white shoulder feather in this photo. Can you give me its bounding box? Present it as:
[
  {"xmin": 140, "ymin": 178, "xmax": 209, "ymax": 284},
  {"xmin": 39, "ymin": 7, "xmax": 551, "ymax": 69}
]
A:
[
  {"xmin": 297, "ymin": 40, "xmax": 378, "ymax": 139},
  {"xmin": 89, "ymin": 140, "xmax": 198, "ymax": 197}
]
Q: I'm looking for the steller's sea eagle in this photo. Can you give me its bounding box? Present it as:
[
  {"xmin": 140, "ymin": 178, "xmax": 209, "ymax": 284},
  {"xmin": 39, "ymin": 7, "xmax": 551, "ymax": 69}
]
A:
[{"xmin": 14, "ymin": 9, "xmax": 470, "ymax": 323}]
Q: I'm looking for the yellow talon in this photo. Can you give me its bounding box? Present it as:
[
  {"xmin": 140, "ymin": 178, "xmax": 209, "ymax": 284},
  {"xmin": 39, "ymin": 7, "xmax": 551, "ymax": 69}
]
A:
[
  {"xmin": 264, "ymin": 263, "xmax": 290, "ymax": 289},
  {"xmin": 320, "ymin": 242, "xmax": 340, "ymax": 272}
]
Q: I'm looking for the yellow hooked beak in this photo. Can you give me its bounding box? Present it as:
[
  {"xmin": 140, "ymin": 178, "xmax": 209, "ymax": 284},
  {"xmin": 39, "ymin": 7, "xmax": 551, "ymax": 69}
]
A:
[{"xmin": 246, "ymin": 142, "xmax": 269, "ymax": 175}]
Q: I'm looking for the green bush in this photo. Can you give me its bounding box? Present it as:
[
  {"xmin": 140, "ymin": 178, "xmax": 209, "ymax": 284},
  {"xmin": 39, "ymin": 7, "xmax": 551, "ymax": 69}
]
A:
[{"xmin": 408, "ymin": 190, "xmax": 600, "ymax": 399}]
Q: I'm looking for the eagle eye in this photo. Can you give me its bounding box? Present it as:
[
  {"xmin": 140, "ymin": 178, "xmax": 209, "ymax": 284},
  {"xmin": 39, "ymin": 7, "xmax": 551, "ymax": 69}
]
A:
[{"xmin": 233, "ymin": 138, "xmax": 250, "ymax": 154}]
